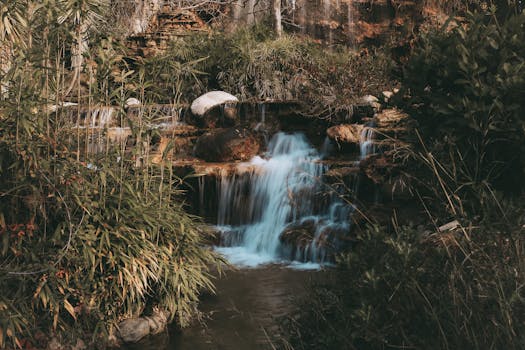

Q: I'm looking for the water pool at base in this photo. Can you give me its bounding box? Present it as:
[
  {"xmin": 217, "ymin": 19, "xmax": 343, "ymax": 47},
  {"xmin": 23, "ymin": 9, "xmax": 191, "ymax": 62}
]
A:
[{"xmin": 124, "ymin": 265, "xmax": 334, "ymax": 350}]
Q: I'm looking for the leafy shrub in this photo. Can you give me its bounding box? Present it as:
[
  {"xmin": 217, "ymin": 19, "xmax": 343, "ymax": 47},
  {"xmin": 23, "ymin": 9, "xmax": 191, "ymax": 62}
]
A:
[
  {"xmin": 398, "ymin": 10, "xmax": 525, "ymax": 215},
  {"xmin": 0, "ymin": 120, "xmax": 222, "ymax": 347},
  {"xmin": 281, "ymin": 222, "xmax": 525, "ymax": 350},
  {"xmin": 0, "ymin": 28, "xmax": 221, "ymax": 346}
]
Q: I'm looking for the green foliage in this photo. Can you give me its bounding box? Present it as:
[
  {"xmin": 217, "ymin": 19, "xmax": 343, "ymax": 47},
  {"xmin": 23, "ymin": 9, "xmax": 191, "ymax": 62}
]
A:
[
  {"xmin": 0, "ymin": 2, "xmax": 222, "ymax": 348},
  {"xmin": 149, "ymin": 25, "xmax": 392, "ymax": 113},
  {"xmin": 281, "ymin": 222, "xmax": 525, "ymax": 350},
  {"xmin": 0, "ymin": 113, "xmax": 222, "ymax": 347},
  {"xmin": 397, "ymin": 10, "xmax": 525, "ymax": 216}
]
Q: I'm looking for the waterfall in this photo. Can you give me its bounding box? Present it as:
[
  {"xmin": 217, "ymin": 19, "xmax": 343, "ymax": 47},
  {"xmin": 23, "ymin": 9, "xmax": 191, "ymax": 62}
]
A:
[
  {"xmin": 215, "ymin": 132, "xmax": 353, "ymax": 268},
  {"xmin": 360, "ymin": 126, "xmax": 375, "ymax": 159},
  {"xmin": 254, "ymin": 103, "xmax": 266, "ymax": 130}
]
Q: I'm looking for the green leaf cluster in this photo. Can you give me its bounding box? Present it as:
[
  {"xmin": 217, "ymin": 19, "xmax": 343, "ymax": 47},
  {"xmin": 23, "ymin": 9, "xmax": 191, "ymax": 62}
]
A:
[
  {"xmin": 282, "ymin": 222, "xmax": 525, "ymax": 349},
  {"xmin": 398, "ymin": 10, "xmax": 525, "ymax": 215}
]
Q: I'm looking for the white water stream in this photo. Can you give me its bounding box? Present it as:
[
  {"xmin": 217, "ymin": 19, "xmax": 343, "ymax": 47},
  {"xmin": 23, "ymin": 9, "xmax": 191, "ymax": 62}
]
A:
[{"xmin": 215, "ymin": 132, "xmax": 354, "ymax": 268}]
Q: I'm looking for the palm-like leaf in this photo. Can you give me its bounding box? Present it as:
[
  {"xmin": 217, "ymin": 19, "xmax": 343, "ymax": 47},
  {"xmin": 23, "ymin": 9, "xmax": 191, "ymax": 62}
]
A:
[
  {"xmin": 57, "ymin": 0, "xmax": 108, "ymax": 28},
  {"xmin": 0, "ymin": 0, "xmax": 27, "ymax": 45}
]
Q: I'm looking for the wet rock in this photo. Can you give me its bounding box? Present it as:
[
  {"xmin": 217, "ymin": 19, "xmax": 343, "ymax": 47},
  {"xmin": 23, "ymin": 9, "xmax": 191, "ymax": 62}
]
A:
[
  {"xmin": 360, "ymin": 152, "xmax": 397, "ymax": 184},
  {"xmin": 323, "ymin": 166, "xmax": 360, "ymax": 181},
  {"xmin": 194, "ymin": 128, "xmax": 260, "ymax": 162},
  {"xmin": 358, "ymin": 95, "xmax": 381, "ymax": 112},
  {"xmin": 118, "ymin": 318, "xmax": 151, "ymax": 343},
  {"xmin": 116, "ymin": 310, "xmax": 168, "ymax": 344},
  {"xmin": 197, "ymin": 224, "xmax": 223, "ymax": 245},
  {"xmin": 280, "ymin": 220, "xmax": 316, "ymax": 248},
  {"xmin": 188, "ymin": 103, "xmax": 239, "ymax": 128},
  {"xmin": 352, "ymin": 103, "xmax": 376, "ymax": 120},
  {"xmin": 326, "ymin": 124, "xmax": 364, "ymax": 145},
  {"xmin": 361, "ymin": 95, "xmax": 379, "ymax": 104},
  {"xmin": 382, "ymin": 91, "xmax": 394, "ymax": 102}
]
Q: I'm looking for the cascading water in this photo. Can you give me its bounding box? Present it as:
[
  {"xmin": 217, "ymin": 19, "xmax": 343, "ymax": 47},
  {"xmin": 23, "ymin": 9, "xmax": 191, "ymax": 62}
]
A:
[
  {"xmin": 360, "ymin": 125, "xmax": 375, "ymax": 159},
  {"xmin": 215, "ymin": 132, "xmax": 353, "ymax": 268}
]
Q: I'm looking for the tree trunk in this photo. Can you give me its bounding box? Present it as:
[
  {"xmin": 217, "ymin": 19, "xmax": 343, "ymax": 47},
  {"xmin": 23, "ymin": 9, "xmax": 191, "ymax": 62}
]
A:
[{"xmin": 274, "ymin": 0, "xmax": 282, "ymax": 37}]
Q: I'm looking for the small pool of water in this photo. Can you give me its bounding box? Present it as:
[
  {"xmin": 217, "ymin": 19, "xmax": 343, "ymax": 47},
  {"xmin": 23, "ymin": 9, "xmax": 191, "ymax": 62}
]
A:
[{"xmin": 125, "ymin": 265, "xmax": 332, "ymax": 350}]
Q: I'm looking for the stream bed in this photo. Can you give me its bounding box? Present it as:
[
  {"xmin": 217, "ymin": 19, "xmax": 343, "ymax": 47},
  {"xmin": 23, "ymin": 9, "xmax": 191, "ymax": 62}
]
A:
[{"xmin": 125, "ymin": 265, "xmax": 333, "ymax": 350}]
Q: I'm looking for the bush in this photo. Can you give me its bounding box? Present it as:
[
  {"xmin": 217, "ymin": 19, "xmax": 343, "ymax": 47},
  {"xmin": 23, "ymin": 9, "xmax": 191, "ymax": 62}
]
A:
[
  {"xmin": 280, "ymin": 222, "xmax": 525, "ymax": 350},
  {"xmin": 397, "ymin": 10, "xmax": 525, "ymax": 215},
  {"xmin": 0, "ymin": 121, "xmax": 222, "ymax": 347},
  {"xmin": 0, "ymin": 44, "xmax": 222, "ymax": 346}
]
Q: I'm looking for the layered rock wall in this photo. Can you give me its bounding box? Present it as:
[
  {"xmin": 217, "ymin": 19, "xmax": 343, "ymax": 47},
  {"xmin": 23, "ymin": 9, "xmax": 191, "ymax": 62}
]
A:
[{"xmin": 125, "ymin": 0, "xmax": 443, "ymax": 57}]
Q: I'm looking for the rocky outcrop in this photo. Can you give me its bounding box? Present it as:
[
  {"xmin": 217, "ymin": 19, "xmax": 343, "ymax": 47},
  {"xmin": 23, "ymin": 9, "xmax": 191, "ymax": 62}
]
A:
[
  {"xmin": 327, "ymin": 123, "xmax": 364, "ymax": 145},
  {"xmin": 127, "ymin": 7, "xmax": 208, "ymax": 57},
  {"xmin": 194, "ymin": 128, "xmax": 260, "ymax": 162},
  {"xmin": 125, "ymin": 0, "xmax": 452, "ymax": 59}
]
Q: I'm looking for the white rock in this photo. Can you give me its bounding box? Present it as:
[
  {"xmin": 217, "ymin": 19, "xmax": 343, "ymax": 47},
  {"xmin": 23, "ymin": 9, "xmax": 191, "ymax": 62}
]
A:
[
  {"xmin": 190, "ymin": 91, "xmax": 239, "ymax": 116},
  {"xmin": 125, "ymin": 97, "xmax": 141, "ymax": 107},
  {"xmin": 47, "ymin": 102, "xmax": 78, "ymax": 112}
]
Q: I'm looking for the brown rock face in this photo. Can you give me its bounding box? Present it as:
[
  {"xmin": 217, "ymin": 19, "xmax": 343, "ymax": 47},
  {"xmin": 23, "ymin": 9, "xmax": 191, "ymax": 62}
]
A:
[
  {"xmin": 280, "ymin": 219, "xmax": 316, "ymax": 248},
  {"xmin": 194, "ymin": 128, "xmax": 260, "ymax": 162},
  {"xmin": 326, "ymin": 123, "xmax": 364, "ymax": 145}
]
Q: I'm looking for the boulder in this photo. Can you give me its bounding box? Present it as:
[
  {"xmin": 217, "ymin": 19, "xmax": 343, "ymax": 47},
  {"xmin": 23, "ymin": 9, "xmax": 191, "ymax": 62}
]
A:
[
  {"xmin": 192, "ymin": 91, "xmax": 237, "ymax": 116},
  {"xmin": 118, "ymin": 318, "xmax": 151, "ymax": 343},
  {"xmin": 360, "ymin": 152, "xmax": 396, "ymax": 184},
  {"xmin": 359, "ymin": 94, "xmax": 382, "ymax": 112},
  {"xmin": 194, "ymin": 128, "xmax": 260, "ymax": 162},
  {"xmin": 145, "ymin": 309, "xmax": 168, "ymax": 335},
  {"xmin": 326, "ymin": 124, "xmax": 364, "ymax": 145},
  {"xmin": 125, "ymin": 97, "xmax": 141, "ymax": 108},
  {"xmin": 189, "ymin": 91, "xmax": 239, "ymax": 128}
]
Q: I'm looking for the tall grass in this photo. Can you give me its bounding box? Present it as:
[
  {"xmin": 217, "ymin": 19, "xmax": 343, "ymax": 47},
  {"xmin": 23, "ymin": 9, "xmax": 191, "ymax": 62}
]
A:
[
  {"xmin": 152, "ymin": 25, "xmax": 392, "ymax": 115},
  {"xmin": 0, "ymin": 1, "xmax": 222, "ymax": 348}
]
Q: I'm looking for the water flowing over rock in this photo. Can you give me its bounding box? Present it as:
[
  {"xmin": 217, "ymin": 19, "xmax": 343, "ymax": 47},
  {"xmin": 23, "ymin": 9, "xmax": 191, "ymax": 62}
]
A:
[
  {"xmin": 359, "ymin": 125, "xmax": 376, "ymax": 159},
  {"xmin": 194, "ymin": 128, "xmax": 260, "ymax": 162},
  {"xmin": 215, "ymin": 132, "xmax": 353, "ymax": 266}
]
